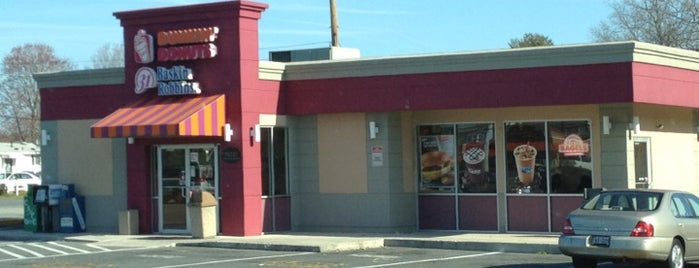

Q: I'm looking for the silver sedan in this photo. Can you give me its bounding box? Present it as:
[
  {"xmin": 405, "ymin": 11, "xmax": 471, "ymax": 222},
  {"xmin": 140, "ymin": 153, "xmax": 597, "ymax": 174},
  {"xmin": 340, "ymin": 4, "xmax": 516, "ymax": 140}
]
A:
[{"xmin": 558, "ymin": 189, "xmax": 699, "ymax": 268}]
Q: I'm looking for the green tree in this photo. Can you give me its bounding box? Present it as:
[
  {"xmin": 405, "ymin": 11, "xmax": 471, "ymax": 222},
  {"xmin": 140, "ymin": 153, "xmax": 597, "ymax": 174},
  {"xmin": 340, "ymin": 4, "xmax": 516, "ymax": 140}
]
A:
[
  {"xmin": 0, "ymin": 43, "xmax": 74, "ymax": 143},
  {"xmin": 591, "ymin": 0, "xmax": 699, "ymax": 50},
  {"xmin": 508, "ymin": 33, "xmax": 554, "ymax": 48}
]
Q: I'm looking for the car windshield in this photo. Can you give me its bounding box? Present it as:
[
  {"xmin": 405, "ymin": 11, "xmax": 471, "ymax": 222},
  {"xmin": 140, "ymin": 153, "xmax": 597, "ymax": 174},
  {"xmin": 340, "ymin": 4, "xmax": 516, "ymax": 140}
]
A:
[{"xmin": 581, "ymin": 191, "xmax": 663, "ymax": 211}]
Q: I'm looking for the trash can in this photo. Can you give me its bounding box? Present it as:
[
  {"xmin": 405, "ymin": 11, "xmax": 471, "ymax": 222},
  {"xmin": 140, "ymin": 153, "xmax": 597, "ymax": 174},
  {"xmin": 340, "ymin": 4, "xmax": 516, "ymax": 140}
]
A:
[
  {"xmin": 118, "ymin": 210, "xmax": 139, "ymax": 235},
  {"xmin": 189, "ymin": 190, "xmax": 217, "ymax": 239}
]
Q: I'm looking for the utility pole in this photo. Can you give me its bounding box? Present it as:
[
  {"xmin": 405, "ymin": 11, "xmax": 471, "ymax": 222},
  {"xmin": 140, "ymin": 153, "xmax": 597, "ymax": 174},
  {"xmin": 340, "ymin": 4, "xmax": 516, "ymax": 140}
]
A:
[{"xmin": 330, "ymin": 0, "xmax": 340, "ymax": 47}]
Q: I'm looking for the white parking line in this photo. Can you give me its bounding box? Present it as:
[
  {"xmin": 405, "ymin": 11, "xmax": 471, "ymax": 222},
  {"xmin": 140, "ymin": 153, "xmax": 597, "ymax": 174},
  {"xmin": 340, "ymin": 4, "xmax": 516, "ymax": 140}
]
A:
[
  {"xmin": 151, "ymin": 252, "xmax": 315, "ymax": 268},
  {"xmin": 351, "ymin": 251, "xmax": 502, "ymax": 268},
  {"xmin": 48, "ymin": 241, "xmax": 91, "ymax": 253},
  {"xmin": 0, "ymin": 246, "xmax": 161, "ymax": 263},
  {"xmin": 85, "ymin": 244, "xmax": 112, "ymax": 252},
  {"xmin": 0, "ymin": 248, "xmax": 26, "ymax": 259},
  {"xmin": 28, "ymin": 243, "xmax": 69, "ymax": 255},
  {"xmin": 8, "ymin": 244, "xmax": 44, "ymax": 258}
]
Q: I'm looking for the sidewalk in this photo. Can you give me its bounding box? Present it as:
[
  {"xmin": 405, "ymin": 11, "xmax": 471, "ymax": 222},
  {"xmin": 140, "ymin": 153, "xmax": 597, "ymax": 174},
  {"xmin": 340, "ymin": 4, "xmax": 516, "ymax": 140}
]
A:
[{"xmin": 0, "ymin": 219, "xmax": 561, "ymax": 254}]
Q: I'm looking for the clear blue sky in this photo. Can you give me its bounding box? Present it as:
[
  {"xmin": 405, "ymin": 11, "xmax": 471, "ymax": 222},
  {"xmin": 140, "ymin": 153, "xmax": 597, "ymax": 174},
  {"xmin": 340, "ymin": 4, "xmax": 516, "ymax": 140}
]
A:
[{"xmin": 0, "ymin": 0, "xmax": 612, "ymax": 68}]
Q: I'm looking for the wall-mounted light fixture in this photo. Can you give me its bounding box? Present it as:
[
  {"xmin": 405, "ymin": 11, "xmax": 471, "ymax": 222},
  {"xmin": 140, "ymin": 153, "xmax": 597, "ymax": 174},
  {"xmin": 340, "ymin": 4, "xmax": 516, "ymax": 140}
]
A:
[
  {"xmin": 629, "ymin": 116, "xmax": 640, "ymax": 134},
  {"xmin": 249, "ymin": 124, "xmax": 261, "ymax": 142},
  {"xmin": 127, "ymin": 137, "xmax": 134, "ymax": 144},
  {"xmin": 369, "ymin": 121, "xmax": 379, "ymax": 139},
  {"xmin": 41, "ymin": 129, "xmax": 51, "ymax": 146},
  {"xmin": 224, "ymin": 123, "xmax": 234, "ymax": 142},
  {"xmin": 602, "ymin": 115, "xmax": 612, "ymax": 135}
]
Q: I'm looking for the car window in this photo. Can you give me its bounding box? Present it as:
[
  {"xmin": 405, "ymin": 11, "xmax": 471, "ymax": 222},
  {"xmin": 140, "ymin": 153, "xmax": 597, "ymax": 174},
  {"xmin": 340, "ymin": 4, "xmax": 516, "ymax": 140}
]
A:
[
  {"xmin": 582, "ymin": 191, "xmax": 662, "ymax": 211},
  {"xmin": 684, "ymin": 194, "xmax": 699, "ymax": 218},
  {"xmin": 671, "ymin": 194, "xmax": 694, "ymax": 218}
]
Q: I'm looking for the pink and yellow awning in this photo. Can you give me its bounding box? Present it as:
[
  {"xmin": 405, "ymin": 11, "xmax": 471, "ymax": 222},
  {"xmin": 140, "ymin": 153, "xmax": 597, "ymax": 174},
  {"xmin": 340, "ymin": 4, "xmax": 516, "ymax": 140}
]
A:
[{"xmin": 91, "ymin": 94, "xmax": 225, "ymax": 138}]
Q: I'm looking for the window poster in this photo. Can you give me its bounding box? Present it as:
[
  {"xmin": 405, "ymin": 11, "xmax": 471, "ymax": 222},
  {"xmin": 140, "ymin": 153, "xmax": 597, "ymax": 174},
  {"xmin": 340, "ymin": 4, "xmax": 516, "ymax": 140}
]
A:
[
  {"xmin": 417, "ymin": 123, "xmax": 496, "ymax": 193},
  {"xmin": 418, "ymin": 125, "xmax": 456, "ymax": 192},
  {"xmin": 505, "ymin": 122, "xmax": 546, "ymax": 193},
  {"xmin": 456, "ymin": 123, "xmax": 496, "ymax": 193},
  {"xmin": 548, "ymin": 121, "xmax": 592, "ymax": 193}
]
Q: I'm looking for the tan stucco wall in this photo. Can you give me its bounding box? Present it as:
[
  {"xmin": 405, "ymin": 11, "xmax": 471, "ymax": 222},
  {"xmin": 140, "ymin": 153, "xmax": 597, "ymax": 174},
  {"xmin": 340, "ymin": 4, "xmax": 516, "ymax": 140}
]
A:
[
  {"xmin": 317, "ymin": 113, "xmax": 368, "ymax": 193},
  {"xmin": 634, "ymin": 105, "xmax": 697, "ymax": 192},
  {"xmin": 57, "ymin": 120, "xmax": 114, "ymax": 195}
]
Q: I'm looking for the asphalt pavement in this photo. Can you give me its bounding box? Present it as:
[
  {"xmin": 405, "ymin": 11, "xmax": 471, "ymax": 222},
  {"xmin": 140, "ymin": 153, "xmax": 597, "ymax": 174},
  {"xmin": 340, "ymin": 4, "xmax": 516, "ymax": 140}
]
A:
[{"xmin": 0, "ymin": 196, "xmax": 561, "ymax": 254}]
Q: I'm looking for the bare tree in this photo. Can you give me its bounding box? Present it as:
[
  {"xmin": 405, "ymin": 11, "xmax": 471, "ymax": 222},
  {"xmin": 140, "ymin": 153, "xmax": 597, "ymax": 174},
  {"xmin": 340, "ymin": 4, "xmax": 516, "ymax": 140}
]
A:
[
  {"xmin": 0, "ymin": 43, "xmax": 74, "ymax": 144},
  {"xmin": 592, "ymin": 0, "xmax": 699, "ymax": 50},
  {"xmin": 91, "ymin": 43, "xmax": 124, "ymax": 69},
  {"xmin": 508, "ymin": 33, "xmax": 555, "ymax": 48}
]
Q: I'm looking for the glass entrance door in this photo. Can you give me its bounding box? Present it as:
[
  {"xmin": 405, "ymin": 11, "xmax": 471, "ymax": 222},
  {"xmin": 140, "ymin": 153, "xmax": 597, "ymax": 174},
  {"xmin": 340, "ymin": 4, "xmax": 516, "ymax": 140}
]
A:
[{"xmin": 158, "ymin": 145, "xmax": 218, "ymax": 233}]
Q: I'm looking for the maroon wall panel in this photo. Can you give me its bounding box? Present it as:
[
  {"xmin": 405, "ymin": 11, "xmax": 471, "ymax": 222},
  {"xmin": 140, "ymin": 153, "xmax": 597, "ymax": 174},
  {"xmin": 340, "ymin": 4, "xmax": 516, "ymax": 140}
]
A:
[
  {"xmin": 507, "ymin": 195, "xmax": 548, "ymax": 232},
  {"xmin": 284, "ymin": 63, "xmax": 635, "ymax": 115},
  {"xmin": 459, "ymin": 195, "xmax": 498, "ymax": 231},
  {"xmin": 419, "ymin": 195, "xmax": 456, "ymax": 230},
  {"xmin": 550, "ymin": 196, "xmax": 584, "ymax": 233}
]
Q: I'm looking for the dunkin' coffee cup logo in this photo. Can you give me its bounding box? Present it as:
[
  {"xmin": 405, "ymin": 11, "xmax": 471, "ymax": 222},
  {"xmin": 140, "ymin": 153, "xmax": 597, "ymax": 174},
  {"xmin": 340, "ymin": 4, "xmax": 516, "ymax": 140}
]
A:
[{"xmin": 134, "ymin": 29, "xmax": 154, "ymax": 64}]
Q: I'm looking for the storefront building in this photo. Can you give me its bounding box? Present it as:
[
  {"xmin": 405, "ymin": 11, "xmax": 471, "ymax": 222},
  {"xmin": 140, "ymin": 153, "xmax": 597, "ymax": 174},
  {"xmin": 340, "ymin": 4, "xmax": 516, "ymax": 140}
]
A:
[{"xmin": 36, "ymin": 1, "xmax": 699, "ymax": 236}]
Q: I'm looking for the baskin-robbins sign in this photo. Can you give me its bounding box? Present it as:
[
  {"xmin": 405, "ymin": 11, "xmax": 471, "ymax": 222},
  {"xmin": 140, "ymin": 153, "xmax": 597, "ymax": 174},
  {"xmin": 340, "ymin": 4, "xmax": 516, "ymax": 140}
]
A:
[{"xmin": 133, "ymin": 27, "xmax": 219, "ymax": 96}]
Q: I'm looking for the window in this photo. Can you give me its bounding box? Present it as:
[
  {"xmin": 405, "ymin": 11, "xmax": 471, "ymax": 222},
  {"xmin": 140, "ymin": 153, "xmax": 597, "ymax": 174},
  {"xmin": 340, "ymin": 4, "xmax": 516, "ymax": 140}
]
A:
[
  {"xmin": 261, "ymin": 127, "xmax": 288, "ymax": 196},
  {"xmin": 671, "ymin": 195, "xmax": 693, "ymax": 218},
  {"xmin": 582, "ymin": 191, "xmax": 662, "ymax": 211},
  {"xmin": 505, "ymin": 120, "xmax": 591, "ymax": 194},
  {"xmin": 31, "ymin": 154, "xmax": 41, "ymax": 166},
  {"xmin": 685, "ymin": 194, "xmax": 699, "ymax": 217},
  {"xmin": 417, "ymin": 123, "xmax": 496, "ymax": 193}
]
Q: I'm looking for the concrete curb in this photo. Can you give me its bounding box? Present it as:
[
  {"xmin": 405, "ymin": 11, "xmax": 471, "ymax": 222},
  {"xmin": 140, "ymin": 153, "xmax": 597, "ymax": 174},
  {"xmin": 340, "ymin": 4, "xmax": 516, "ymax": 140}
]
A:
[
  {"xmin": 179, "ymin": 239, "xmax": 386, "ymax": 253},
  {"xmin": 181, "ymin": 241, "xmax": 323, "ymax": 252},
  {"xmin": 179, "ymin": 238, "xmax": 559, "ymax": 254},
  {"xmin": 384, "ymin": 239, "xmax": 561, "ymax": 254}
]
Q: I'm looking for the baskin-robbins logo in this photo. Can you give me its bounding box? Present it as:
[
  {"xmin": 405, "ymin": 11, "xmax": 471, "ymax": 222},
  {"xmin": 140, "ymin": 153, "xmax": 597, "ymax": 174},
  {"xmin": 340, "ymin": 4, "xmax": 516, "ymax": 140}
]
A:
[
  {"xmin": 558, "ymin": 134, "xmax": 590, "ymax": 156},
  {"xmin": 132, "ymin": 27, "xmax": 218, "ymax": 96}
]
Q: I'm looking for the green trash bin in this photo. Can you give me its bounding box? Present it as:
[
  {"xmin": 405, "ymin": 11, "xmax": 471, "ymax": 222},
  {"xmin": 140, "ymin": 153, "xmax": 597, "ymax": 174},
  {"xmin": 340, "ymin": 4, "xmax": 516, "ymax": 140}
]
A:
[{"xmin": 24, "ymin": 185, "xmax": 39, "ymax": 232}]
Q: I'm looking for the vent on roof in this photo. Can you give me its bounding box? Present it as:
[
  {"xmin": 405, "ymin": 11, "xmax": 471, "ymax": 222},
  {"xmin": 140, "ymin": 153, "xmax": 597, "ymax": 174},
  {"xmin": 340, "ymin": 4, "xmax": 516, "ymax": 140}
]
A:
[{"xmin": 269, "ymin": 47, "xmax": 360, "ymax": 62}]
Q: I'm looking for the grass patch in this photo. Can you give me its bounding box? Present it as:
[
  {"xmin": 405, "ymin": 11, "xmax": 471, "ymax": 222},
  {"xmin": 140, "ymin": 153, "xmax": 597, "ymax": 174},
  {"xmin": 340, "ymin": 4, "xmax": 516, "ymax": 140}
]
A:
[{"xmin": 0, "ymin": 192, "xmax": 26, "ymax": 199}]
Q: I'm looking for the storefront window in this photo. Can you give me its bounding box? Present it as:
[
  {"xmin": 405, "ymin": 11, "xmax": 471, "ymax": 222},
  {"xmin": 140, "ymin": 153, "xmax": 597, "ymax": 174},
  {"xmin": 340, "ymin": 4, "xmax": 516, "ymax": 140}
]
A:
[
  {"xmin": 505, "ymin": 122, "xmax": 546, "ymax": 193},
  {"xmin": 505, "ymin": 120, "xmax": 591, "ymax": 194},
  {"xmin": 418, "ymin": 123, "xmax": 496, "ymax": 193},
  {"xmin": 548, "ymin": 121, "xmax": 592, "ymax": 193}
]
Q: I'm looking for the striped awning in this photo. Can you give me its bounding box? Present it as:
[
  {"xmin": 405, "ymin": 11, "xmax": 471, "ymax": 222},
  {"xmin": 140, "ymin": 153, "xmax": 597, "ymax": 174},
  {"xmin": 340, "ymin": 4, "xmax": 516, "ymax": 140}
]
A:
[{"xmin": 91, "ymin": 94, "xmax": 225, "ymax": 138}]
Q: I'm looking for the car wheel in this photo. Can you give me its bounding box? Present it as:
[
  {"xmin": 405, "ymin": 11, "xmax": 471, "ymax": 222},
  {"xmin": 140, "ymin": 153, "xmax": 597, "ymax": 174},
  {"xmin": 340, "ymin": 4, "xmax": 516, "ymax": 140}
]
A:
[
  {"xmin": 572, "ymin": 256, "xmax": 597, "ymax": 268},
  {"xmin": 0, "ymin": 184, "xmax": 5, "ymax": 195},
  {"xmin": 667, "ymin": 239, "xmax": 684, "ymax": 268}
]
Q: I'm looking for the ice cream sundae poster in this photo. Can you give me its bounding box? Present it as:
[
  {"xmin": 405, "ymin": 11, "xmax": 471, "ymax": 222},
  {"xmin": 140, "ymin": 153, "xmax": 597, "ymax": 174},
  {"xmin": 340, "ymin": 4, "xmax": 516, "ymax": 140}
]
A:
[
  {"xmin": 456, "ymin": 124, "xmax": 496, "ymax": 193},
  {"xmin": 504, "ymin": 122, "xmax": 547, "ymax": 194}
]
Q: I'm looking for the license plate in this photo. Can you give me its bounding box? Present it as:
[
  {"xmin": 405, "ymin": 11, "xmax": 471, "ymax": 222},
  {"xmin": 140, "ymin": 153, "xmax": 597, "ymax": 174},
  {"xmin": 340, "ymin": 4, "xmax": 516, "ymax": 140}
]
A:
[{"xmin": 589, "ymin": 235, "xmax": 610, "ymax": 247}]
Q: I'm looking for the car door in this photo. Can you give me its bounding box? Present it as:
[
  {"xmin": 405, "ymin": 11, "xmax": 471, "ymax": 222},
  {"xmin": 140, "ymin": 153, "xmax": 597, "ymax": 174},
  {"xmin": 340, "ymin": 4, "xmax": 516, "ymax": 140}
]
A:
[{"xmin": 679, "ymin": 194, "xmax": 699, "ymax": 258}]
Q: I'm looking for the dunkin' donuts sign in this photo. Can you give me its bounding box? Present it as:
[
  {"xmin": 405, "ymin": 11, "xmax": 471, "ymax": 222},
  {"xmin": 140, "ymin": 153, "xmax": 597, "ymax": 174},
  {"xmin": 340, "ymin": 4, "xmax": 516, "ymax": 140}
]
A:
[{"xmin": 133, "ymin": 27, "xmax": 218, "ymax": 96}]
